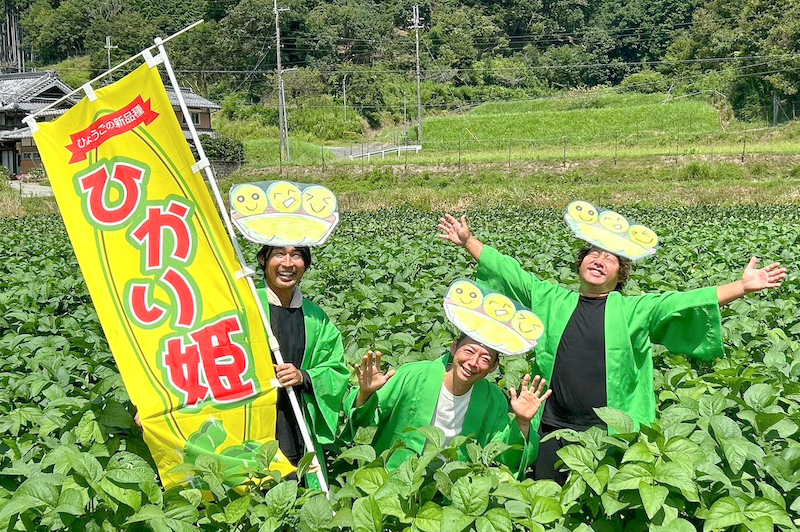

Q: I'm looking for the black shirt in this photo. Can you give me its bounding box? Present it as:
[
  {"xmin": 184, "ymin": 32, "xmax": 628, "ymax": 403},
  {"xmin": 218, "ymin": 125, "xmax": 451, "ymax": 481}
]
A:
[
  {"xmin": 270, "ymin": 304, "xmax": 313, "ymax": 465},
  {"xmin": 541, "ymin": 295, "xmax": 608, "ymax": 431}
]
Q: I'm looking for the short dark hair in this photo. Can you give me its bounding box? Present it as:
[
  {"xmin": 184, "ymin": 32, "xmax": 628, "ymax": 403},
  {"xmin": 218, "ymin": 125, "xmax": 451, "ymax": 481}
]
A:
[
  {"xmin": 575, "ymin": 246, "xmax": 632, "ymax": 291},
  {"xmin": 257, "ymin": 245, "xmax": 312, "ymax": 270}
]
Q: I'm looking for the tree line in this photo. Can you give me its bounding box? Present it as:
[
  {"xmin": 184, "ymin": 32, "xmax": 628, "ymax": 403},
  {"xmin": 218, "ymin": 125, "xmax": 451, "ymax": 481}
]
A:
[{"xmin": 4, "ymin": 0, "xmax": 799, "ymax": 129}]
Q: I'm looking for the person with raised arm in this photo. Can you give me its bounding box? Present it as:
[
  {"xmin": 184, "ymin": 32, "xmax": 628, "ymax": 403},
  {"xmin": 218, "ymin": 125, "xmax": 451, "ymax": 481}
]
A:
[
  {"xmin": 345, "ymin": 335, "xmax": 552, "ymax": 478},
  {"xmin": 439, "ymin": 213, "xmax": 787, "ymax": 483}
]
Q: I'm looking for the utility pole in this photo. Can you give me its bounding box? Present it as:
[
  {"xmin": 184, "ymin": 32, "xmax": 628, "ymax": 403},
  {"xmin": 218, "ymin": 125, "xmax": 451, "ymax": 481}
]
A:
[
  {"xmin": 274, "ymin": 0, "xmax": 290, "ymax": 163},
  {"xmin": 342, "ymin": 73, "xmax": 348, "ymax": 122},
  {"xmin": 104, "ymin": 36, "xmax": 117, "ymax": 74},
  {"xmin": 412, "ymin": 5, "xmax": 423, "ymax": 145}
]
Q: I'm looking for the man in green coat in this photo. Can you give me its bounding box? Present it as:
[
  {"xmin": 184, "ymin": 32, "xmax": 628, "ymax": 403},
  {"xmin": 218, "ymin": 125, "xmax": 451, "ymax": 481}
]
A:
[
  {"xmin": 256, "ymin": 245, "xmax": 349, "ymax": 486},
  {"xmin": 347, "ymin": 336, "xmax": 552, "ymax": 478},
  {"xmin": 439, "ymin": 214, "xmax": 787, "ymax": 482}
]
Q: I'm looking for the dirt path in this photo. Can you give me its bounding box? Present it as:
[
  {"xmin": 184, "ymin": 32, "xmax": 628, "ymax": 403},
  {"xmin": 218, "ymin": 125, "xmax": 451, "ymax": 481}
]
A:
[{"xmin": 11, "ymin": 181, "xmax": 54, "ymax": 197}]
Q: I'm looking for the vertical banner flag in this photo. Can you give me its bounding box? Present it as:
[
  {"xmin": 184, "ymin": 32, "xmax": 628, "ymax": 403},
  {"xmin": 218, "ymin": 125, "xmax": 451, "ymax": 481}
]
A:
[{"xmin": 32, "ymin": 63, "xmax": 295, "ymax": 489}]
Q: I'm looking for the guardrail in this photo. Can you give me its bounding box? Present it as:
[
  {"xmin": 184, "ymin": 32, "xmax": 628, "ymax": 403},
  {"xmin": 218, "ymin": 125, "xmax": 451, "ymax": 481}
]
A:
[{"xmin": 349, "ymin": 145, "xmax": 422, "ymax": 160}]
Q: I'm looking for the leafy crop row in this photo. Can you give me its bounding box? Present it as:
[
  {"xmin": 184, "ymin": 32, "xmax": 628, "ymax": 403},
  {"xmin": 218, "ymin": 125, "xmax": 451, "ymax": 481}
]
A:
[{"xmin": 1, "ymin": 207, "xmax": 798, "ymax": 531}]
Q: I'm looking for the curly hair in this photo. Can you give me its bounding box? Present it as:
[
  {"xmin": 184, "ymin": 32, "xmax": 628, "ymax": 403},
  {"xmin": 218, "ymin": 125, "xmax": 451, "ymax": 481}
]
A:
[{"xmin": 575, "ymin": 246, "xmax": 632, "ymax": 292}]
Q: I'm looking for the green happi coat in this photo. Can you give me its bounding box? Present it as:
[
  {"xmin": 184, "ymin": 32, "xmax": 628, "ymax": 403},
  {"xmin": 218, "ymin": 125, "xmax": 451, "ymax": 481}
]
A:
[
  {"xmin": 257, "ymin": 289, "xmax": 349, "ymax": 480},
  {"xmin": 346, "ymin": 355, "xmax": 539, "ymax": 478},
  {"xmin": 476, "ymin": 246, "xmax": 724, "ymax": 428}
]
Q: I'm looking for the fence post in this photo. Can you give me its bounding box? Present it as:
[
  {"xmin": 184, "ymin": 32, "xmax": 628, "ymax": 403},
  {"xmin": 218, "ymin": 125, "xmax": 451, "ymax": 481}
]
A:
[
  {"xmin": 562, "ymin": 137, "xmax": 567, "ymax": 167},
  {"xmin": 741, "ymin": 134, "xmax": 746, "ymax": 163},
  {"xmin": 458, "ymin": 140, "xmax": 461, "ymax": 171},
  {"xmin": 508, "ymin": 139, "xmax": 511, "ymax": 169},
  {"xmin": 321, "ymin": 146, "xmax": 325, "ymax": 171}
]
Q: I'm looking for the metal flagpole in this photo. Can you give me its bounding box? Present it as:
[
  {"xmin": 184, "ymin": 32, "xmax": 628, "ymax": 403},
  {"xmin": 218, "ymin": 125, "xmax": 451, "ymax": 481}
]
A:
[{"xmin": 150, "ymin": 35, "xmax": 330, "ymax": 495}]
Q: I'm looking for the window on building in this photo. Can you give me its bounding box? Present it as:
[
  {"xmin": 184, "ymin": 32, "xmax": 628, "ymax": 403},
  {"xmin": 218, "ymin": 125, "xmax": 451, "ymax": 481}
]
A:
[{"xmin": 192, "ymin": 112, "xmax": 201, "ymax": 126}]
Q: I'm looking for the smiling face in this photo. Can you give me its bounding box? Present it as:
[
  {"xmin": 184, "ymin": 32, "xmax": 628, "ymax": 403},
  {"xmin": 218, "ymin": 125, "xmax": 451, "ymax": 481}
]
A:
[
  {"xmin": 598, "ymin": 210, "xmax": 630, "ymax": 234},
  {"xmin": 482, "ymin": 294, "xmax": 515, "ymax": 322},
  {"xmin": 267, "ymin": 181, "xmax": 302, "ymax": 213},
  {"xmin": 263, "ymin": 246, "xmax": 307, "ymax": 302},
  {"xmin": 449, "ymin": 337, "xmax": 498, "ymax": 392},
  {"xmin": 578, "ymin": 247, "xmax": 620, "ymax": 295},
  {"xmin": 302, "ymin": 186, "xmax": 337, "ymax": 218},
  {"xmin": 567, "ymin": 200, "xmax": 599, "ymax": 224},
  {"xmin": 628, "ymin": 225, "xmax": 659, "ymax": 248},
  {"xmin": 231, "ymin": 184, "xmax": 267, "ymax": 216},
  {"xmin": 448, "ymin": 280, "xmax": 483, "ymax": 310},
  {"xmin": 511, "ymin": 310, "xmax": 544, "ymax": 340}
]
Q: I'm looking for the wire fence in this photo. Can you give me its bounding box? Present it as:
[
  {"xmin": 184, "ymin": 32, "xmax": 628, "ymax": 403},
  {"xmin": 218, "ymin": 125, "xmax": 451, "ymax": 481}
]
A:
[{"xmin": 289, "ymin": 126, "xmax": 797, "ymax": 174}]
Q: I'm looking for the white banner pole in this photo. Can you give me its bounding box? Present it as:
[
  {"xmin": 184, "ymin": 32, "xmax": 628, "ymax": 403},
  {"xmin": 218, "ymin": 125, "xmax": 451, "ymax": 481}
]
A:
[{"xmin": 152, "ymin": 37, "xmax": 330, "ymax": 494}]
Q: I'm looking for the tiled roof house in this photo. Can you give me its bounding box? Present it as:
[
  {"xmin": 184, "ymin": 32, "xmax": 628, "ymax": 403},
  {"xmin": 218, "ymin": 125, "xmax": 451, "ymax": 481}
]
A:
[{"xmin": 0, "ymin": 71, "xmax": 220, "ymax": 175}]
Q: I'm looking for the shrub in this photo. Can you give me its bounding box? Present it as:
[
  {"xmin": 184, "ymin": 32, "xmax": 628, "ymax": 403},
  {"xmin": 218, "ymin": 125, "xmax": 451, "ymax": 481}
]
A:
[
  {"xmin": 196, "ymin": 134, "xmax": 245, "ymax": 163},
  {"xmin": 620, "ymin": 69, "xmax": 671, "ymax": 94}
]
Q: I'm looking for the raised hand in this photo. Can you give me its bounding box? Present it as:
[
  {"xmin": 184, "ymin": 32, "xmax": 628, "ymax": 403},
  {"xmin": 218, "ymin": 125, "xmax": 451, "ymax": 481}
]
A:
[
  {"xmin": 355, "ymin": 350, "xmax": 396, "ymax": 407},
  {"xmin": 741, "ymin": 257, "xmax": 788, "ymax": 293},
  {"xmin": 510, "ymin": 374, "xmax": 552, "ymax": 439},
  {"xmin": 438, "ymin": 214, "xmax": 472, "ymax": 247}
]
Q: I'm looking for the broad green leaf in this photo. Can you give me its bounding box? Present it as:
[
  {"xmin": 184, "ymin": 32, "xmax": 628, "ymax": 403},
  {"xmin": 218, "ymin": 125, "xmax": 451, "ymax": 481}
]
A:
[
  {"xmin": 440, "ymin": 506, "xmax": 476, "ymax": 532},
  {"xmin": 126, "ymin": 504, "xmax": 167, "ymax": 523},
  {"xmin": 352, "ymin": 496, "xmax": 383, "ymax": 532},
  {"xmin": 264, "ymin": 480, "xmax": 298, "ymax": 518},
  {"xmin": 745, "ymin": 516, "xmax": 774, "ymax": 532},
  {"xmin": 743, "ymin": 497, "xmax": 791, "ymax": 526},
  {"xmin": 451, "ymin": 476, "xmax": 492, "ymax": 516},
  {"xmin": 556, "ymin": 445, "xmax": 595, "ymax": 477},
  {"xmin": 662, "ymin": 437, "xmax": 703, "ymax": 470},
  {"xmin": 654, "ymin": 462, "xmax": 699, "ymax": 503},
  {"xmin": 224, "ymin": 493, "xmax": 250, "ymax": 524},
  {"xmin": 529, "ymin": 495, "xmax": 562, "ymax": 523},
  {"xmin": 622, "ymin": 442, "xmax": 656, "ymax": 464},
  {"xmin": 743, "ymin": 383, "xmax": 776, "ymax": 410},
  {"xmin": 594, "ymin": 407, "xmax": 635, "ymax": 434},
  {"xmin": 601, "ymin": 492, "xmax": 629, "ymax": 516},
  {"xmin": 649, "ymin": 517, "xmax": 696, "ymax": 532},
  {"xmin": 353, "ymin": 467, "xmax": 388, "ymax": 495},
  {"xmin": 475, "ymin": 508, "xmax": 513, "ymax": 532},
  {"xmin": 704, "ymin": 497, "xmax": 746, "ymax": 532},
  {"xmin": 0, "ymin": 494, "xmax": 48, "ymax": 521},
  {"xmin": 99, "ymin": 477, "xmax": 141, "ymax": 511},
  {"xmin": 337, "ymin": 445, "xmax": 377, "ymax": 464},
  {"xmin": 416, "ymin": 426, "xmax": 445, "ymax": 449},
  {"xmin": 608, "ymin": 463, "xmax": 654, "ymax": 491},
  {"xmin": 639, "ymin": 482, "xmax": 669, "ymax": 520},
  {"xmin": 412, "ymin": 502, "xmax": 442, "ymax": 532},
  {"xmin": 299, "ymin": 494, "xmax": 332, "ymax": 532}
]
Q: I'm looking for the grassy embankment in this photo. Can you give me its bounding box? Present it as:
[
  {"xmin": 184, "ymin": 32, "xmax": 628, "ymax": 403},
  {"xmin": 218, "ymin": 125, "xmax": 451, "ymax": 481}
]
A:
[
  {"xmin": 218, "ymin": 91, "xmax": 800, "ymax": 211},
  {"xmin": 5, "ymin": 90, "xmax": 800, "ymax": 217}
]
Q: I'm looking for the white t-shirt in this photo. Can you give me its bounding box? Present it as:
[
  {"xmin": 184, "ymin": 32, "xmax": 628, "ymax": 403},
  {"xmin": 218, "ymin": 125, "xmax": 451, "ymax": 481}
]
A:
[{"xmin": 432, "ymin": 383, "xmax": 473, "ymax": 446}]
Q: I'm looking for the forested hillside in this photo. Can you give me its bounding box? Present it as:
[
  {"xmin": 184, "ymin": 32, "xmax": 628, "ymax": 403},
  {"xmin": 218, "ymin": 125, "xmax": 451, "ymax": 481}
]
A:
[{"xmin": 2, "ymin": 0, "xmax": 799, "ymax": 127}]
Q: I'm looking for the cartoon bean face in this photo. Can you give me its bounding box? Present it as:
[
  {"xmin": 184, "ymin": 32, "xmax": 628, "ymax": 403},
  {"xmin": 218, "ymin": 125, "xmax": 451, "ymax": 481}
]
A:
[
  {"xmin": 567, "ymin": 201, "xmax": 599, "ymax": 224},
  {"xmin": 302, "ymin": 186, "xmax": 337, "ymax": 218},
  {"xmin": 511, "ymin": 310, "xmax": 544, "ymax": 340},
  {"xmin": 598, "ymin": 210, "xmax": 630, "ymax": 234},
  {"xmin": 482, "ymin": 294, "xmax": 515, "ymax": 322},
  {"xmin": 267, "ymin": 181, "xmax": 302, "ymax": 213},
  {"xmin": 231, "ymin": 184, "xmax": 267, "ymax": 215},
  {"xmin": 628, "ymin": 224, "xmax": 659, "ymax": 248},
  {"xmin": 448, "ymin": 280, "xmax": 483, "ymax": 310}
]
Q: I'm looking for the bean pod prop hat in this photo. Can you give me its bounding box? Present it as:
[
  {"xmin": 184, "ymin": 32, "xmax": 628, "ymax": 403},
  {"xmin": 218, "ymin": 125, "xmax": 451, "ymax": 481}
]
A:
[
  {"xmin": 444, "ymin": 279, "xmax": 544, "ymax": 356},
  {"xmin": 564, "ymin": 200, "xmax": 659, "ymax": 261},
  {"xmin": 230, "ymin": 180, "xmax": 339, "ymax": 246}
]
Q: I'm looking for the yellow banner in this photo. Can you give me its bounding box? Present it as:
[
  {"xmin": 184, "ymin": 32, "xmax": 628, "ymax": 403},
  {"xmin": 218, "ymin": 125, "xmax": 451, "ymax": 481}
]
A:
[{"xmin": 32, "ymin": 63, "xmax": 294, "ymax": 489}]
